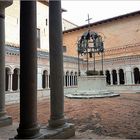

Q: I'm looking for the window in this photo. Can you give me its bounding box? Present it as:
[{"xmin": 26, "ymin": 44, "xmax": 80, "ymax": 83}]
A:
[
  {"xmin": 37, "ymin": 28, "xmax": 40, "ymax": 48},
  {"xmin": 63, "ymin": 45, "xmax": 67, "ymax": 53}
]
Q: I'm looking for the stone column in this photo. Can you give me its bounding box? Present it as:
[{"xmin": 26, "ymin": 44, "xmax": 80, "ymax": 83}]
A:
[
  {"xmin": 45, "ymin": 74, "xmax": 48, "ymax": 89},
  {"xmin": 8, "ymin": 71, "xmax": 13, "ymax": 91},
  {"xmin": 132, "ymin": 71, "xmax": 135, "ymax": 84},
  {"xmin": 72, "ymin": 74, "xmax": 74, "ymax": 86},
  {"xmin": 110, "ymin": 70, "xmax": 113, "ymax": 85},
  {"xmin": 7, "ymin": 72, "xmax": 11, "ymax": 91},
  {"xmin": 37, "ymin": 67, "xmax": 43, "ymax": 90},
  {"xmin": 73, "ymin": 76, "xmax": 75, "ymax": 86},
  {"xmin": 15, "ymin": 1, "xmax": 41, "ymax": 139},
  {"xmin": 48, "ymin": 74, "xmax": 50, "ymax": 88},
  {"xmin": 64, "ymin": 73, "xmax": 66, "ymax": 87},
  {"xmin": 0, "ymin": 1, "xmax": 13, "ymax": 127},
  {"xmin": 69, "ymin": 75, "xmax": 71, "ymax": 86},
  {"xmin": 47, "ymin": 1, "xmax": 75, "ymax": 138},
  {"xmin": 117, "ymin": 71, "xmax": 120, "ymax": 85},
  {"xmin": 17, "ymin": 70, "xmax": 20, "ymax": 91},
  {"xmin": 125, "ymin": 67, "xmax": 133, "ymax": 85},
  {"xmin": 66, "ymin": 75, "xmax": 68, "ymax": 87},
  {"xmin": 75, "ymin": 75, "xmax": 78, "ymax": 85},
  {"xmin": 49, "ymin": 0, "xmax": 66, "ymax": 128}
]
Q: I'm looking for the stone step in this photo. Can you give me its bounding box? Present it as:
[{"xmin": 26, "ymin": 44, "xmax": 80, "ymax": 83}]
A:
[{"xmin": 65, "ymin": 92, "xmax": 120, "ymax": 99}]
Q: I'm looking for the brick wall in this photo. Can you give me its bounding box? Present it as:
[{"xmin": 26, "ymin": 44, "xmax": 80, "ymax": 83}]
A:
[{"xmin": 63, "ymin": 14, "xmax": 140, "ymax": 59}]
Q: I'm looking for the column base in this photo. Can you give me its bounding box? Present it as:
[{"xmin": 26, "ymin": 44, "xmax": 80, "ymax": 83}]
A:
[
  {"xmin": 40, "ymin": 123, "xmax": 75, "ymax": 139},
  {"xmin": 0, "ymin": 112, "xmax": 12, "ymax": 127},
  {"xmin": 15, "ymin": 125, "xmax": 42, "ymax": 139},
  {"xmin": 48, "ymin": 117, "xmax": 66, "ymax": 128}
]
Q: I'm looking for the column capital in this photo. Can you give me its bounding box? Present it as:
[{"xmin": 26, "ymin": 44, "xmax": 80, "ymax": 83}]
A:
[
  {"xmin": 116, "ymin": 71, "xmax": 119, "ymax": 74},
  {"xmin": 0, "ymin": 0, "xmax": 13, "ymax": 17},
  {"xmin": 17, "ymin": 70, "xmax": 20, "ymax": 75},
  {"xmin": 7, "ymin": 71, "xmax": 13, "ymax": 75},
  {"xmin": 0, "ymin": 1, "xmax": 13, "ymax": 9}
]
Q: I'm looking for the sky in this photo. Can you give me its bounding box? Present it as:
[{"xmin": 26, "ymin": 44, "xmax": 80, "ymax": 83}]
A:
[{"xmin": 61, "ymin": 1, "xmax": 140, "ymax": 26}]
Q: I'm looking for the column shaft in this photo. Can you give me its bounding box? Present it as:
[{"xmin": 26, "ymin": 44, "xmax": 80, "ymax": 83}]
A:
[
  {"xmin": 110, "ymin": 71, "xmax": 113, "ymax": 85},
  {"xmin": 16, "ymin": 1, "xmax": 40, "ymax": 138},
  {"xmin": 67, "ymin": 75, "xmax": 69, "ymax": 87},
  {"xmin": 49, "ymin": 0, "xmax": 65, "ymax": 128},
  {"xmin": 10, "ymin": 74, "xmax": 13, "ymax": 91},
  {"xmin": 17, "ymin": 72, "xmax": 20, "ymax": 91},
  {"xmin": 132, "ymin": 71, "xmax": 135, "ymax": 84},
  {"xmin": 69, "ymin": 75, "xmax": 71, "ymax": 86},
  {"xmin": 0, "ymin": 1, "xmax": 13, "ymax": 127},
  {"xmin": 64, "ymin": 74, "xmax": 66, "ymax": 87},
  {"xmin": 0, "ymin": 8, "xmax": 5, "ymax": 115},
  {"xmin": 117, "ymin": 72, "xmax": 120, "ymax": 85},
  {"xmin": 8, "ymin": 73, "xmax": 11, "ymax": 91},
  {"xmin": 47, "ymin": 74, "xmax": 49, "ymax": 88}
]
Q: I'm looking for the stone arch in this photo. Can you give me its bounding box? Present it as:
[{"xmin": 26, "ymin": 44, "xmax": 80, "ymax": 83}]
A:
[
  {"xmin": 133, "ymin": 67, "xmax": 140, "ymax": 84},
  {"xmin": 12, "ymin": 68, "xmax": 20, "ymax": 91},
  {"xmin": 42, "ymin": 70, "xmax": 48, "ymax": 89},
  {"xmin": 112, "ymin": 69, "xmax": 117, "ymax": 85},
  {"xmin": 119, "ymin": 69, "xmax": 125, "ymax": 85},
  {"xmin": 105, "ymin": 70, "xmax": 111, "ymax": 85}
]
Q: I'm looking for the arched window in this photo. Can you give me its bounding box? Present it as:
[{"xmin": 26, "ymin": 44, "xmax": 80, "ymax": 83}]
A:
[
  {"xmin": 112, "ymin": 70, "xmax": 117, "ymax": 85},
  {"xmin": 105, "ymin": 70, "xmax": 110, "ymax": 85},
  {"xmin": 119, "ymin": 69, "xmax": 125, "ymax": 85},
  {"xmin": 134, "ymin": 67, "xmax": 140, "ymax": 84}
]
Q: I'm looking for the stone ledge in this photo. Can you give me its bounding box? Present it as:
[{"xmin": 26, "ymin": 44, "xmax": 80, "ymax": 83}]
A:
[{"xmin": 40, "ymin": 123, "xmax": 75, "ymax": 139}]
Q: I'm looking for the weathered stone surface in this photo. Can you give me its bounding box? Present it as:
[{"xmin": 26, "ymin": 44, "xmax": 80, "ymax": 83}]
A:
[{"xmin": 40, "ymin": 123, "xmax": 75, "ymax": 139}]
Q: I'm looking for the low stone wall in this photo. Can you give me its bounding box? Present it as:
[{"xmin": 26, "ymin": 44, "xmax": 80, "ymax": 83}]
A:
[
  {"xmin": 5, "ymin": 85, "xmax": 140, "ymax": 105},
  {"xmin": 5, "ymin": 87, "xmax": 78, "ymax": 105},
  {"xmin": 107, "ymin": 84, "xmax": 140, "ymax": 93},
  {"xmin": 5, "ymin": 89, "xmax": 50, "ymax": 105}
]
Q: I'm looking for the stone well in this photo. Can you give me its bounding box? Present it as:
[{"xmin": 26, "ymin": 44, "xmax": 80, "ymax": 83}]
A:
[{"xmin": 65, "ymin": 75, "xmax": 120, "ymax": 99}]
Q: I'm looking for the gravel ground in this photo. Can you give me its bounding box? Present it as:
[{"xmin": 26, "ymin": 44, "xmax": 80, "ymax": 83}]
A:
[{"xmin": 6, "ymin": 93, "xmax": 140, "ymax": 139}]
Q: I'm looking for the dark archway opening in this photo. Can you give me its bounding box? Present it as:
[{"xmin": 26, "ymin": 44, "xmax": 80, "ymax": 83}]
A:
[
  {"xmin": 119, "ymin": 69, "xmax": 125, "ymax": 85},
  {"xmin": 112, "ymin": 70, "xmax": 117, "ymax": 85},
  {"xmin": 5, "ymin": 68, "xmax": 10, "ymax": 91},
  {"xmin": 42, "ymin": 70, "xmax": 48, "ymax": 89},
  {"xmin": 134, "ymin": 67, "xmax": 140, "ymax": 84},
  {"xmin": 12, "ymin": 68, "xmax": 19, "ymax": 90},
  {"xmin": 105, "ymin": 70, "xmax": 111, "ymax": 85},
  {"xmin": 65, "ymin": 72, "xmax": 69, "ymax": 87}
]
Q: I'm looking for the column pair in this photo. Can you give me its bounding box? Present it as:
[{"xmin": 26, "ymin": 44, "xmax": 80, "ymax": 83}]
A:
[
  {"xmin": 16, "ymin": 0, "xmax": 74, "ymax": 139},
  {"xmin": 0, "ymin": 1, "xmax": 13, "ymax": 127}
]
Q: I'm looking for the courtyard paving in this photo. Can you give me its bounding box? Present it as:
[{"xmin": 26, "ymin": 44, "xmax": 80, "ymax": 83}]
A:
[{"xmin": 1, "ymin": 93, "xmax": 140, "ymax": 139}]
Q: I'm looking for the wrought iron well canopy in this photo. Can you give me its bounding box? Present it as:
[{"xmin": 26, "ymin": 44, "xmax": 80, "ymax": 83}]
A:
[{"xmin": 77, "ymin": 30, "xmax": 104, "ymax": 76}]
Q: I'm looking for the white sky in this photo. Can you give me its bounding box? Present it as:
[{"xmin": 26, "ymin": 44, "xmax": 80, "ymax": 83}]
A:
[{"xmin": 61, "ymin": 1, "xmax": 140, "ymax": 26}]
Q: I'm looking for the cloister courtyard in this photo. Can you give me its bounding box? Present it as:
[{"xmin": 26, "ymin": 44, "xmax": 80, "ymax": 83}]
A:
[{"xmin": 0, "ymin": 93, "xmax": 139, "ymax": 139}]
